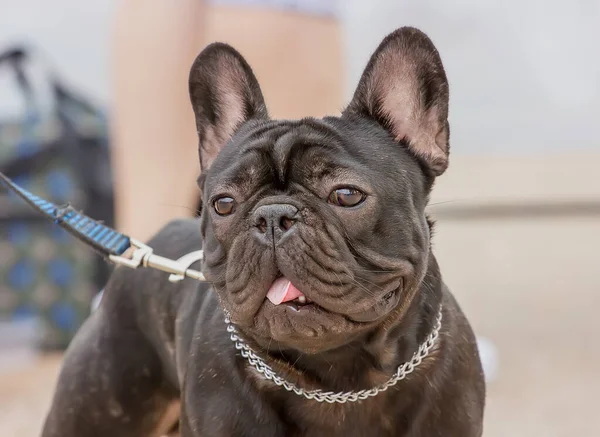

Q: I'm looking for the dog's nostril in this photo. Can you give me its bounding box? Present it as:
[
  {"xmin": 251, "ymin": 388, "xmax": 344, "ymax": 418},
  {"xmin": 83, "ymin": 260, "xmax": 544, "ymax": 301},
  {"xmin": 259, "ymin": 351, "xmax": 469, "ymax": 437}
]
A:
[
  {"xmin": 280, "ymin": 216, "xmax": 296, "ymax": 231},
  {"xmin": 257, "ymin": 217, "xmax": 268, "ymax": 233}
]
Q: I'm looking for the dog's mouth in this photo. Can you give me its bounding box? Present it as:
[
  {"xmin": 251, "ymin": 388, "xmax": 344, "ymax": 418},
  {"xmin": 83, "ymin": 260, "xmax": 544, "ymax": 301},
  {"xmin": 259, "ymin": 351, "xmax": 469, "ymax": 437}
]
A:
[
  {"xmin": 263, "ymin": 273, "xmax": 400, "ymax": 320},
  {"xmin": 243, "ymin": 270, "xmax": 404, "ymax": 353}
]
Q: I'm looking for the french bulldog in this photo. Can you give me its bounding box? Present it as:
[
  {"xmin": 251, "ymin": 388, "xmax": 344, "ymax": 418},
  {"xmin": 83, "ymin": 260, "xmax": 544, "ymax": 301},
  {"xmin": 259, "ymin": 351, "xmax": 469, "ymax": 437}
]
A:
[{"xmin": 41, "ymin": 27, "xmax": 485, "ymax": 437}]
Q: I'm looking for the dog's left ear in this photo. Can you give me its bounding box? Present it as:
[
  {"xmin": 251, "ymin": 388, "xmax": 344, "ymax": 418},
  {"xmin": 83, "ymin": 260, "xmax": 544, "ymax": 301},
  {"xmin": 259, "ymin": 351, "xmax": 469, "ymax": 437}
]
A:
[
  {"xmin": 189, "ymin": 43, "xmax": 268, "ymax": 171},
  {"xmin": 344, "ymin": 27, "xmax": 450, "ymax": 176}
]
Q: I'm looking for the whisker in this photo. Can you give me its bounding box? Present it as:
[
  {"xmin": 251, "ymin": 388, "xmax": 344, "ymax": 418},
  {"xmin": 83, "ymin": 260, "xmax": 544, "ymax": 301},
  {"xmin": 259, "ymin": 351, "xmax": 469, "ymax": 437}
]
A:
[
  {"xmin": 339, "ymin": 272, "xmax": 380, "ymax": 298},
  {"xmin": 155, "ymin": 202, "xmax": 202, "ymax": 217},
  {"xmin": 292, "ymin": 353, "xmax": 304, "ymax": 367},
  {"xmin": 348, "ymin": 272, "xmax": 387, "ymax": 293},
  {"xmin": 427, "ymin": 199, "xmax": 461, "ymax": 207},
  {"xmin": 331, "ymin": 271, "xmax": 345, "ymax": 288},
  {"xmin": 354, "ymin": 267, "xmax": 398, "ymax": 274}
]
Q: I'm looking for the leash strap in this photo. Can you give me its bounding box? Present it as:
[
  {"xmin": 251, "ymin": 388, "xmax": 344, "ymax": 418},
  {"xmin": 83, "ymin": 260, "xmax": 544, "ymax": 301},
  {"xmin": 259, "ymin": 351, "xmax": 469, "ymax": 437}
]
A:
[
  {"xmin": 1, "ymin": 172, "xmax": 131, "ymax": 256},
  {"xmin": 0, "ymin": 172, "xmax": 205, "ymax": 282}
]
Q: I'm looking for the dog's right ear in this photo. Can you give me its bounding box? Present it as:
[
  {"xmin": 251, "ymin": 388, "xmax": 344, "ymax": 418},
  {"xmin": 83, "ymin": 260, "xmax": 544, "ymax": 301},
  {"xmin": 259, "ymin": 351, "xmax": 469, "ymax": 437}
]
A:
[{"xmin": 189, "ymin": 43, "xmax": 268, "ymax": 171}]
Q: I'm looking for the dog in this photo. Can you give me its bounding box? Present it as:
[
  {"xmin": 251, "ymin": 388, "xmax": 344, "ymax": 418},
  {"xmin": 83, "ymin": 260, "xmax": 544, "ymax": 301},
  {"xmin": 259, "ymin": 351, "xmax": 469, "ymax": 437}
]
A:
[{"xmin": 41, "ymin": 27, "xmax": 485, "ymax": 437}]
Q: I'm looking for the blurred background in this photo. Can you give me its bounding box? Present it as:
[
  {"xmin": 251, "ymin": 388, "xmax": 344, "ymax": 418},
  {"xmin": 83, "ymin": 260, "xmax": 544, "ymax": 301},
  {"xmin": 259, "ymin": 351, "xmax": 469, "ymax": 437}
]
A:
[{"xmin": 1, "ymin": 1, "xmax": 599, "ymax": 436}]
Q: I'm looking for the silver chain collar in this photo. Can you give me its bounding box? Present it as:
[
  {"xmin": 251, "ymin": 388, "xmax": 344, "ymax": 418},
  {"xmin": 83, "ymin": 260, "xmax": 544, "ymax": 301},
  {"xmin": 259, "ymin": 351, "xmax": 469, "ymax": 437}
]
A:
[{"xmin": 224, "ymin": 306, "xmax": 443, "ymax": 404}]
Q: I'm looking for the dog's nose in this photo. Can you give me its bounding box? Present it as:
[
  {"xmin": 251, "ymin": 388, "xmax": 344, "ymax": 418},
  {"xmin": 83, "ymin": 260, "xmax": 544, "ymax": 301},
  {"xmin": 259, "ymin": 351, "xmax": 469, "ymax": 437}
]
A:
[{"xmin": 252, "ymin": 204, "xmax": 298, "ymax": 245}]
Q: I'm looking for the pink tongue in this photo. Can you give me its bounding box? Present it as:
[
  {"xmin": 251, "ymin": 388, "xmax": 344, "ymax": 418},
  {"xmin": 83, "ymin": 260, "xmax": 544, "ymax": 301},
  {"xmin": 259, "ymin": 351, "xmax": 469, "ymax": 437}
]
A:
[{"xmin": 266, "ymin": 277, "xmax": 304, "ymax": 305}]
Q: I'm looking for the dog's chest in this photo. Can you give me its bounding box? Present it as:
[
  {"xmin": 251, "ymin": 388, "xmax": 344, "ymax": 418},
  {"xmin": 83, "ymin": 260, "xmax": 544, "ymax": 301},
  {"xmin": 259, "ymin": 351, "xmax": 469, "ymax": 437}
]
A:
[
  {"xmin": 278, "ymin": 398, "xmax": 399, "ymax": 437},
  {"xmin": 246, "ymin": 363, "xmax": 417, "ymax": 437}
]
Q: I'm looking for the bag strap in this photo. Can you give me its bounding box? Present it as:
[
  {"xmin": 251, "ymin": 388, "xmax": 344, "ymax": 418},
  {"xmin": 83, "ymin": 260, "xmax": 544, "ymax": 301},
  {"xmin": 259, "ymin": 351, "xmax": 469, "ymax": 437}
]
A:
[
  {"xmin": 0, "ymin": 46, "xmax": 108, "ymax": 180},
  {"xmin": 0, "ymin": 45, "xmax": 105, "ymax": 121},
  {"xmin": 0, "ymin": 47, "xmax": 37, "ymax": 115}
]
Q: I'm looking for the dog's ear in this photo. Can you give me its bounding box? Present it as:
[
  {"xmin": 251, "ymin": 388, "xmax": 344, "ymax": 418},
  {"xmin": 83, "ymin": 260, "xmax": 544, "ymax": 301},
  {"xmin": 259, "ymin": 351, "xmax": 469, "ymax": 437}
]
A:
[
  {"xmin": 189, "ymin": 43, "xmax": 268, "ymax": 171},
  {"xmin": 344, "ymin": 27, "xmax": 450, "ymax": 176}
]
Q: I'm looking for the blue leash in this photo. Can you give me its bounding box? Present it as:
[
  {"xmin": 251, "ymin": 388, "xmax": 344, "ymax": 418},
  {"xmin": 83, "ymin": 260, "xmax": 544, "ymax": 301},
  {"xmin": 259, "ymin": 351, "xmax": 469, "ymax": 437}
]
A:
[
  {"xmin": 0, "ymin": 172, "xmax": 205, "ymax": 282},
  {"xmin": 0, "ymin": 172, "xmax": 131, "ymax": 256}
]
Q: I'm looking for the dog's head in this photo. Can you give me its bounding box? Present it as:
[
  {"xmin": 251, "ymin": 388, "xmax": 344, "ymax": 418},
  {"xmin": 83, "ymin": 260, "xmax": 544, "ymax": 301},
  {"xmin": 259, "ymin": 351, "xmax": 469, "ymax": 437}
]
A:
[{"xmin": 190, "ymin": 27, "xmax": 449, "ymax": 354}]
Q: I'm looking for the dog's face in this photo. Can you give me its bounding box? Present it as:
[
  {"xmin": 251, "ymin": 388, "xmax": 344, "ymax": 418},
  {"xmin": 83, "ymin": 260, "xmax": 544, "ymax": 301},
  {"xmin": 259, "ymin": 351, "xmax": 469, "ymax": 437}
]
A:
[{"xmin": 190, "ymin": 27, "xmax": 450, "ymax": 353}]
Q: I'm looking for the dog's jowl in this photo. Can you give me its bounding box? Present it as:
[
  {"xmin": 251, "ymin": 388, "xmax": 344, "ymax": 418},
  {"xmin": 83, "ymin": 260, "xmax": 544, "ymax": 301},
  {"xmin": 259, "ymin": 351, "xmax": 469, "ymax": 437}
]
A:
[{"xmin": 42, "ymin": 27, "xmax": 485, "ymax": 437}]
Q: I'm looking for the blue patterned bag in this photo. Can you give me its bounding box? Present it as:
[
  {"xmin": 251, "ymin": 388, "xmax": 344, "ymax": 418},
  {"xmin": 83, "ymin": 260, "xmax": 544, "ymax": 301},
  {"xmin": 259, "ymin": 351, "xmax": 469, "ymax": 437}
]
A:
[{"xmin": 0, "ymin": 47, "xmax": 114, "ymax": 350}]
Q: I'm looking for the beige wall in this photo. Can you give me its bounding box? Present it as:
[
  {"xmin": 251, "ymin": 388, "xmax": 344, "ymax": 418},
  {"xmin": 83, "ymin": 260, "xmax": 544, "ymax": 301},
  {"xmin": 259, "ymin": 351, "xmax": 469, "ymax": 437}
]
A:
[{"xmin": 427, "ymin": 150, "xmax": 600, "ymax": 436}]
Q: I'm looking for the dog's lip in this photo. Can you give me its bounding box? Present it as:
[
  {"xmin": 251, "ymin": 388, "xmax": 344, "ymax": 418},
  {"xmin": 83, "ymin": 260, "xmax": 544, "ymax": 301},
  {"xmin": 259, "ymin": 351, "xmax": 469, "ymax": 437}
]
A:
[
  {"xmin": 281, "ymin": 301, "xmax": 315, "ymax": 312},
  {"xmin": 261, "ymin": 296, "xmax": 337, "ymax": 319},
  {"xmin": 262, "ymin": 293, "xmax": 361, "ymax": 326}
]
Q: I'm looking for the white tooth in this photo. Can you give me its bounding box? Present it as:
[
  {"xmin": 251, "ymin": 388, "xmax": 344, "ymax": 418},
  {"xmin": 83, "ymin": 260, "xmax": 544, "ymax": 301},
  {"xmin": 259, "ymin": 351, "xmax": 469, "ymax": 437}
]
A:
[{"xmin": 297, "ymin": 296, "xmax": 306, "ymax": 304}]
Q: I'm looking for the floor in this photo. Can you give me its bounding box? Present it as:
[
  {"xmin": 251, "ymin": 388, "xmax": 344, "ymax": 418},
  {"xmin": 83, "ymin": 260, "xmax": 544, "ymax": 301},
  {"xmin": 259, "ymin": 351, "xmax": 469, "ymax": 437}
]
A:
[
  {"xmin": 434, "ymin": 217, "xmax": 600, "ymax": 437},
  {"xmin": 2, "ymin": 214, "xmax": 598, "ymax": 436}
]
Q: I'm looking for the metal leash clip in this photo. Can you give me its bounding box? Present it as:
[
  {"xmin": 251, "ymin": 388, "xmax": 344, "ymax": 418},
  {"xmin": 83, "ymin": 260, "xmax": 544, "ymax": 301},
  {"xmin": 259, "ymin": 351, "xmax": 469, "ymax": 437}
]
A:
[{"xmin": 109, "ymin": 241, "xmax": 205, "ymax": 283}]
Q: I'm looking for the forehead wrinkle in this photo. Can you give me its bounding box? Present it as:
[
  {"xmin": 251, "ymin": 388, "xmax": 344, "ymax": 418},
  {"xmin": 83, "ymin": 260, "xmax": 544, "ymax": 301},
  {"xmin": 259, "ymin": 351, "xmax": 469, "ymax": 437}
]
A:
[
  {"xmin": 272, "ymin": 126, "xmax": 347, "ymax": 185},
  {"xmin": 238, "ymin": 124, "xmax": 288, "ymax": 154},
  {"xmin": 272, "ymin": 130, "xmax": 299, "ymax": 183},
  {"xmin": 300, "ymin": 147, "xmax": 374, "ymax": 192},
  {"xmin": 227, "ymin": 119, "xmax": 351, "ymax": 191}
]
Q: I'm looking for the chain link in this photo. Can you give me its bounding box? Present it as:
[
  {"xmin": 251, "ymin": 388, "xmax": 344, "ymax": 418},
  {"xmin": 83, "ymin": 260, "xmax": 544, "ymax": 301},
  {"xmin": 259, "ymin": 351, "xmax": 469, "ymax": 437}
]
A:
[{"xmin": 224, "ymin": 306, "xmax": 442, "ymax": 404}]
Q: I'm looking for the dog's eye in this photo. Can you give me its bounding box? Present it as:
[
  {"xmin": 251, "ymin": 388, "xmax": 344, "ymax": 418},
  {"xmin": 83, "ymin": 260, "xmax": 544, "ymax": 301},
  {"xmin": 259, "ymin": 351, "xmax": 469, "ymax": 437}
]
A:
[
  {"xmin": 328, "ymin": 187, "xmax": 366, "ymax": 207},
  {"xmin": 213, "ymin": 197, "xmax": 236, "ymax": 216}
]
